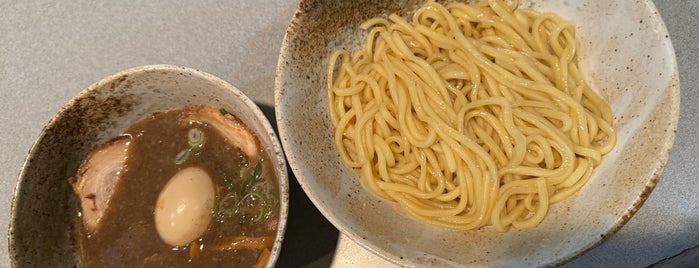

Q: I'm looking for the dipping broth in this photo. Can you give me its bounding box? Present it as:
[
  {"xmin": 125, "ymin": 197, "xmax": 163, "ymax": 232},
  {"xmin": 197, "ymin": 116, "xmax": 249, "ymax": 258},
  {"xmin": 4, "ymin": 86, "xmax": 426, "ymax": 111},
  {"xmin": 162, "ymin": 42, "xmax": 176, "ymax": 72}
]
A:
[{"xmin": 70, "ymin": 105, "xmax": 279, "ymax": 267}]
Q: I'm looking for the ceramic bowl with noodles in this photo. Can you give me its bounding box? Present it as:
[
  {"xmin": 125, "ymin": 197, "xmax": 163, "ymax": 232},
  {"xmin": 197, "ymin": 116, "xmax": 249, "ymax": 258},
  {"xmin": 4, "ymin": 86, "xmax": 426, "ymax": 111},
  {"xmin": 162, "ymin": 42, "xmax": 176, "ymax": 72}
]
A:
[{"xmin": 275, "ymin": 0, "xmax": 679, "ymax": 266}]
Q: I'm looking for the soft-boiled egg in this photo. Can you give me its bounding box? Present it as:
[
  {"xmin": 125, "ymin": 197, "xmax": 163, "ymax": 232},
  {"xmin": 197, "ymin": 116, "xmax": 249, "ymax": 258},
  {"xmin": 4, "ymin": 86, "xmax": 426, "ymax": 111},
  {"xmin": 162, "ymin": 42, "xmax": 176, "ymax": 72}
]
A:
[{"xmin": 154, "ymin": 166, "xmax": 215, "ymax": 247}]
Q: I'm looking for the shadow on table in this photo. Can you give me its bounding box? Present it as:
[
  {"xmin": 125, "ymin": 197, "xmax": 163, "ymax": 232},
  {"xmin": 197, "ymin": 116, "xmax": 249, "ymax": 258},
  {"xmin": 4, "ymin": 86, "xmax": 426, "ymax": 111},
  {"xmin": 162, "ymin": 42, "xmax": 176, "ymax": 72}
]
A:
[{"xmin": 256, "ymin": 102, "xmax": 340, "ymax": 267}]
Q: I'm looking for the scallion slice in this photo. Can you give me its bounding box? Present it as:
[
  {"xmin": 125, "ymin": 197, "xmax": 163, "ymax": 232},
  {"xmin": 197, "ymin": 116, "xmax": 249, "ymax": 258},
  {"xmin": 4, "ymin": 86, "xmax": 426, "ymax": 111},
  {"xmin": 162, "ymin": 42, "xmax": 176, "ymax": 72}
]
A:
[
  {"xmin": 188, "ymin": 128, "xmax": 205, "ymax": 147},
  {"xmin": 174, "ymin": 147, "xmax": 192, "ymax": 165}
]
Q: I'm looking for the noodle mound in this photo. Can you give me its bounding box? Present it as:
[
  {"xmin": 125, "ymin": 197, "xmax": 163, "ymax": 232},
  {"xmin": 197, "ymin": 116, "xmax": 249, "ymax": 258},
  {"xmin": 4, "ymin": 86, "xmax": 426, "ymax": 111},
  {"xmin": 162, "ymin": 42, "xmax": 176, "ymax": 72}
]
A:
[{"xmin": 326, "ymin": 0, "xmax": 616, "ymax": 231}]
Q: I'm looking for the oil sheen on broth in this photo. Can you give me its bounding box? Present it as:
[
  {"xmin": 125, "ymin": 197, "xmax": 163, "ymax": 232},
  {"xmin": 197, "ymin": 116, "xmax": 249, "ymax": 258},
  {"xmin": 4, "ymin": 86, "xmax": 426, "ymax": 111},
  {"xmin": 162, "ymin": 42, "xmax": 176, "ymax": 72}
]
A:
[{"xmin": 70, "ymin": 105, "xmax": 279, "ymax": 267}]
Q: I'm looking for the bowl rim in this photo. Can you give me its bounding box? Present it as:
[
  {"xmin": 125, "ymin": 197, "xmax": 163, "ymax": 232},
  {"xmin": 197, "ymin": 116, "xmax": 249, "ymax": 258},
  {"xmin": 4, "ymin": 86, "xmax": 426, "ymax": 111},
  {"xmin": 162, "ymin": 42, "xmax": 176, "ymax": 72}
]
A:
[
  {"xmin": 8, "ymin": 64, "xmax": 290, "ymax": 268},
  {"xmin": 273, "ymin": 0, "xmax": 681, "ymax": 266}
]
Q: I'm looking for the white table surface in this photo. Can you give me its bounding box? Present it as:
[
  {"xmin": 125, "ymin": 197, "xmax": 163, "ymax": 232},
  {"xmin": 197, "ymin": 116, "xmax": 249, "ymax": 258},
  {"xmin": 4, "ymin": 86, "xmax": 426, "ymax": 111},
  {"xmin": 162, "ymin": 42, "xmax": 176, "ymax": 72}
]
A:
[{"xmin": 1, "ymin": 0, "xmax": 697, "ymax": 267}]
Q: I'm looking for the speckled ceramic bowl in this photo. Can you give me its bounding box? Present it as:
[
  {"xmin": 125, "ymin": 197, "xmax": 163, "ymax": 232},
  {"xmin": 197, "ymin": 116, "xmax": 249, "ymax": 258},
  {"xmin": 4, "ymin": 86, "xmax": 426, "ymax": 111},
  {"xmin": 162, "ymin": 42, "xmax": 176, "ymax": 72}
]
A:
[
  {"xmin": 9, "ymin": 65, "xmax": 289, "ymax": 267},
  {"xmin": 275, "ymin": 0, "xmax": 679, "ymax": 267}
]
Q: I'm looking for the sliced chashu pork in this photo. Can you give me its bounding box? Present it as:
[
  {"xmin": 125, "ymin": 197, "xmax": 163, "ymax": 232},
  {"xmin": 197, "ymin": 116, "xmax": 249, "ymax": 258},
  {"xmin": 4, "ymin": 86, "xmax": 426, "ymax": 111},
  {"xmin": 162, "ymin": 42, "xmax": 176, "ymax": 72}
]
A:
[
  {"xmin": 179, "ymin": 105, "xmax": 260, "ymax": 159},
  {"xmin": 69, "ymin": 135, "xmax": 131, "ymax": 234}
]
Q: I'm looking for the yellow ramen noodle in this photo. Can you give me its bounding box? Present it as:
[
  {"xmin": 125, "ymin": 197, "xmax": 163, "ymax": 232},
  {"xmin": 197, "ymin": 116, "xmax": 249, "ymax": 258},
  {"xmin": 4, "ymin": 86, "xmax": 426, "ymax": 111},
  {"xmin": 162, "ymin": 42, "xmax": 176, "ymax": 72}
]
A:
[{"xmin": 326, "ymin": 0, "xmax": 616, "ymax": 231}]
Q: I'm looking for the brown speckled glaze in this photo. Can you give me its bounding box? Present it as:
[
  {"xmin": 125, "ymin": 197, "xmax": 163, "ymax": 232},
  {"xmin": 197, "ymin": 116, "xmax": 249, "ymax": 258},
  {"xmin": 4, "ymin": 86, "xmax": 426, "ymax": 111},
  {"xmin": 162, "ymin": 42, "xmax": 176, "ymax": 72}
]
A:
[
  {"xmin": 275, "ymin": 0, "xmax": 679, "ymax": 267},
  {"xmin": 9, "ymin": 65, "xmax": 289, "ymax": 268}
]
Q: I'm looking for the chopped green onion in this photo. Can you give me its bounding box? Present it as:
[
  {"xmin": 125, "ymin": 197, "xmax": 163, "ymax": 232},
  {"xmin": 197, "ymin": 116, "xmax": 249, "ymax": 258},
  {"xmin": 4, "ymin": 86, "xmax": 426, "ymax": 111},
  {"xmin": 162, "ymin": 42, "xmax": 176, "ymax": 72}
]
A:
[
  {"xmin": 214, "ymin": 159, "xmax": 273, "ymax": 225},
  {"xmin": 188, "ymin": 128, "xmax": 205, "ymax": 147},
  {"xmin": 174, "ymin": 147, "xmax": 192, "ymax": 165},
  {"xmin": 251, "ymin": 160, "xmax": 262, "ymax": 180},
  {"xmin": 257, "ymin": 205, "xmax": 268, "ymax": 224},
  {"xmin": 219, "ymin": 108, "xmax": 229, "ymax": 115},
  {"xmin": 214, "ymin": 192, "xmax": 240, "ymax": 222},
  {"xmin": 239, "ymin": 160, "xmax": 263, "ymax": 197},
  {"xmin": 240, "ymin": 191, "xmax": 268, "ymax": 224}
]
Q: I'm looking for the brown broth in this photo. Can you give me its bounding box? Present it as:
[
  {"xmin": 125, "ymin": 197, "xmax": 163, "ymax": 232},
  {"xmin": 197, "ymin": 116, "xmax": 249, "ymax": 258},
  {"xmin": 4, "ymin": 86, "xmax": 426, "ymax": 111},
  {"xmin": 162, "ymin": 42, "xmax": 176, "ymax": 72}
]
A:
[{"xmin": 76, "ymin": 109, "xmax": 279, "ymax": 267}]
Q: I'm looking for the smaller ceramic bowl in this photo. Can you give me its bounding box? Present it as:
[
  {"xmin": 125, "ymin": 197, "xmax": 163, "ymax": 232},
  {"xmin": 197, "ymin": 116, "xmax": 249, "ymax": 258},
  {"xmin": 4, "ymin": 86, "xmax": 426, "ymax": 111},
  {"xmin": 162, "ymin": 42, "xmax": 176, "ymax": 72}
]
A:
[{"xmin": 8, "ymin": 64, "xmax": 289, "ymax": 267}]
